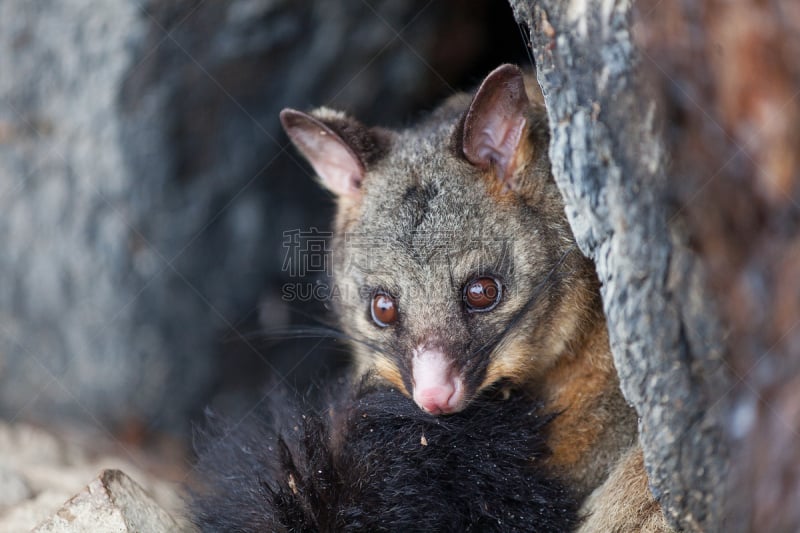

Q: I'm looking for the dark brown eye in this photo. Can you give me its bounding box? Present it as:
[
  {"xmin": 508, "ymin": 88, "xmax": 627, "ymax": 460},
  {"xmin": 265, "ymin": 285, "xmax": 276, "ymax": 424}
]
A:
[
  {"xmin": 464, "ymin": 277, "xmax": 502, "ymax": 312},
  {"xmin": 371, "ymin": 291, "xmax": 398, "ymax": 327}
]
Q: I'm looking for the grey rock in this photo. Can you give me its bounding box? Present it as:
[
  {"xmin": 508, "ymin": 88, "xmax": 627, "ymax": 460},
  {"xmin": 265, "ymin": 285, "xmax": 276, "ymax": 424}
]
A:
[{"xmin": 33, "ymin": 470, "xmax": 186, "ymax": 533}]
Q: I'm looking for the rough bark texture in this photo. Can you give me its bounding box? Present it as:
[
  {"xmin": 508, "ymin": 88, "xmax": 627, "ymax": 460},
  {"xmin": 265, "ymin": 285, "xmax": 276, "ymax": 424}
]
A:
[{"xmin": 510, "ymin": 1, "xmax": 731, "ymax": 530}]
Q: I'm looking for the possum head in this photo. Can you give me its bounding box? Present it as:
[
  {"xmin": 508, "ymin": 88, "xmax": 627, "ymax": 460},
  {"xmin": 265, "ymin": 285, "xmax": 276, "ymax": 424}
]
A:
[{"xmin": 281, "ymin": 65, "xmax": 599, "ymax": 415}]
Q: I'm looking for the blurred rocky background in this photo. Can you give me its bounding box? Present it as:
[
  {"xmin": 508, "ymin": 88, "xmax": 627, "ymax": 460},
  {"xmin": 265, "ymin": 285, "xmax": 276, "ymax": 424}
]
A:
[{"xmin": 0, "ymin": 0, "xmax": 529, "ymax": 443}]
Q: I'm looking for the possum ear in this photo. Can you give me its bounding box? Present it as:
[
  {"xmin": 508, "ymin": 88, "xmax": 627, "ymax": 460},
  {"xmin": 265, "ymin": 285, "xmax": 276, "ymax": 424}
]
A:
[
  {"xmin": 463, "ymin": 64, "xmax": 531, "ymax": 188},
  {"xmin": 280, "ymin": 108, "xmax": 369, "ymax": 198}
]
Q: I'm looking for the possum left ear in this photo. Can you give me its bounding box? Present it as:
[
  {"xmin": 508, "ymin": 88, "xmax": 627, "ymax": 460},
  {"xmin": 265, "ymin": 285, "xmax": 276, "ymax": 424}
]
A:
[
  {"xmin": 280, "ymin": 108, "xmax": 366, "ymax": 198},
  {"xmin": 281, "ymin": 108, "xmax": 393, "ymax": 199},
  {"xmin": 463, "ymin": 64, "xmax": 530, "ymax": 188}
]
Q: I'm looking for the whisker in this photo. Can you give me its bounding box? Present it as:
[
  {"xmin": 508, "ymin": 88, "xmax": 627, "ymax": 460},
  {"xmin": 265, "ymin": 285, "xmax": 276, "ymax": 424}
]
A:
[{"xmin": 239, "ymin": 324, "xmax": 397, "ymax": 363}]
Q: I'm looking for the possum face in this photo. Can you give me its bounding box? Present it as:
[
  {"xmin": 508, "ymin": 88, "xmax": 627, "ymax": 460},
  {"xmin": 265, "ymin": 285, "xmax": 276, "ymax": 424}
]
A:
[{"xmin": 281, "ymin": 65, "xmax": 598, "ymax": 415}]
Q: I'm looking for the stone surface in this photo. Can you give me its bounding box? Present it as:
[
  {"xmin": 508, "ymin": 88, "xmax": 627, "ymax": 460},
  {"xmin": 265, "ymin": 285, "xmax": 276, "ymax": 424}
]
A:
[
  {"xmin": 0, "ymin": 422, "xmax": 186, "ymax": 533},
  {"xmin": 33, "ymin": 470, "xmax": 184, "ymax": 533}
]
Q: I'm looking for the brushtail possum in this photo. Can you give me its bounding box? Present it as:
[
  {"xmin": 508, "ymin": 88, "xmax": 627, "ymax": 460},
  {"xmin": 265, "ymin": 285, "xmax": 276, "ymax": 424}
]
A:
[{"xmin": 281, "ymin": 64, "xmax": 672, "ymax": 531}]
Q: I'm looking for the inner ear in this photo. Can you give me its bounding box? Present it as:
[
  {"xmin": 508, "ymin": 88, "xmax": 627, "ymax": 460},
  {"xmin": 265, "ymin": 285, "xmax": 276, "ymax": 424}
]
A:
[
  {"xmin": 280, "ymin": 108, "xmax": 365, "ymax": 197},
  {"xmin": 462, "ymin": 64, "xmax": 530, "ymax": 186}
]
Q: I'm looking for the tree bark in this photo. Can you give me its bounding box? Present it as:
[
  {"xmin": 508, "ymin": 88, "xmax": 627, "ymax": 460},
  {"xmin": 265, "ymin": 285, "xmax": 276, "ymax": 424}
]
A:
[{"xmin": 509, "ymin": 1, "xmax": 732, "ymax": 530}]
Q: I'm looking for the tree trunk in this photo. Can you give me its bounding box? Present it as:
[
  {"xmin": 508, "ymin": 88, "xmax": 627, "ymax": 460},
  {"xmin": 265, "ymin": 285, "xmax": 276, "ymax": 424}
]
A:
[{"xmin": 509, "ymin": 1, "xmax": 734, "ymax": 530}]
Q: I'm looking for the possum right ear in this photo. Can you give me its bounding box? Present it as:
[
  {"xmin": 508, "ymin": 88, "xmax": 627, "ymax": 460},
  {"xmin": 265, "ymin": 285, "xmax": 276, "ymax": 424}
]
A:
[
  {"xmin": 462, "ymin": 64, "xmax": 530, "ymax": 189},
  {"xmin": 280, "ymin": 108, "xmax": 370, "ymax": 198}
]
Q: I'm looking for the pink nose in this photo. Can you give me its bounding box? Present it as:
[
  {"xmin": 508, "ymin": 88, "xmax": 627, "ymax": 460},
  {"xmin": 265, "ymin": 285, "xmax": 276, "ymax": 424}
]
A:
[
  {"xmin": 414, "ymin": 384, "xmax": 457, "ymax": 415},
  {"xmin": 411, "ymin": 347, "xmax": 464, "ymax": 415}
]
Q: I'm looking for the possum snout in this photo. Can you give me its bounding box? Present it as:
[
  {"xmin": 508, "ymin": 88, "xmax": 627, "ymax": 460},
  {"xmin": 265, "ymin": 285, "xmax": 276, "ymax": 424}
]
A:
[{"xmin": 411, "ymin": 347, "xmax": 465, "ymax": 415}]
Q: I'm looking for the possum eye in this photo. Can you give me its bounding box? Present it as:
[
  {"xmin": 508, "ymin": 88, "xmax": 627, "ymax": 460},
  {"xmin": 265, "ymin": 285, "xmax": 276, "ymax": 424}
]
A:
[
  {"xmin": 464, "ymin": 277, "xmax": 502, "ymax": 312},
  {"xmin": 371, "ymin": 291, "xmax": 398, "ymax": 327}
]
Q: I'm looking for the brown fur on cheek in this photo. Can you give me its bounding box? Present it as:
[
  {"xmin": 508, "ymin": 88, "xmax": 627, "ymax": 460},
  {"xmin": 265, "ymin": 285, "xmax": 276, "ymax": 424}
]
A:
[
  {"xmin": 480, "ymin": 336, "xmax": 548, "ymax": 391},
  {"xmin": 372, "ymin": 357, "xmax": 408, "ymax": 395},
  {"xmin": 479, "ymin": 282, "xmax": 597, "ymax": 393}
]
